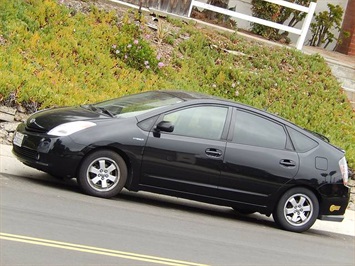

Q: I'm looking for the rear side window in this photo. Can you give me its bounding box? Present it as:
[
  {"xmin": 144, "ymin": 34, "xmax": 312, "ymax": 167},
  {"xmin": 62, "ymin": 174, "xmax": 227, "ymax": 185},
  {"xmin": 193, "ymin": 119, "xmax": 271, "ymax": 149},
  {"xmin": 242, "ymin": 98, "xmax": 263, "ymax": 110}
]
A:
[
  {"xmin": 233, "ymin": 110, "xmax": 287, "ymax": 150},
  {"xmin": 287, "ymin": 127, "xmax": 318, "ymax": 152}
]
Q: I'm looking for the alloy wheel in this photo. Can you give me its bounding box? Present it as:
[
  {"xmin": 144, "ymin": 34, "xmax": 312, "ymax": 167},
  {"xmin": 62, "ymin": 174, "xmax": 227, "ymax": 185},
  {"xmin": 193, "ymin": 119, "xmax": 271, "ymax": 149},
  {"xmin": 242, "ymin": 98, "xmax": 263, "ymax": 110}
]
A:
[
  {"xmin": 86, "ymin": 157, "xmax": 120, "ymax": 192},
  {"xmin": 283, "ymin": 193, "xmax": 313, "ymax": 227}
]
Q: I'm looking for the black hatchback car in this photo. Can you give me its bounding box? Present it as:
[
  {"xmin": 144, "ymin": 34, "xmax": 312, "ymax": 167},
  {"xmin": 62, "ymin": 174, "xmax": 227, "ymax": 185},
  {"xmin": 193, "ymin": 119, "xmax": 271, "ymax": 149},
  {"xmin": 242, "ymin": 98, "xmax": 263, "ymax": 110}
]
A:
[{"xmin": 13, "ymin": 90, "xmax": 350, "ymax": 232}]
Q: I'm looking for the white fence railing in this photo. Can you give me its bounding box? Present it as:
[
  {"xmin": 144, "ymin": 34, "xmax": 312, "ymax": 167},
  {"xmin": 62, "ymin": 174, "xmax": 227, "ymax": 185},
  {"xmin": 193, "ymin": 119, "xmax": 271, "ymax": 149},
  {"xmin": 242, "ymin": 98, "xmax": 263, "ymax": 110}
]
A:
[{"xmin": 188, "ymin": 0, "xmax": 317, "ymax": 50}]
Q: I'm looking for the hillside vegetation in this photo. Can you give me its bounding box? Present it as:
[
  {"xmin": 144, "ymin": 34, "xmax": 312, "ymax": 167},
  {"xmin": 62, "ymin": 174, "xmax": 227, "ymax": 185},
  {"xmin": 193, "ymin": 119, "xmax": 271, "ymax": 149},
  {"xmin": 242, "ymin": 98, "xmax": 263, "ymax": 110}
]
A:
[{"xmin": 0, "ymin": 0, "xmax": 354, "ymax": 168}]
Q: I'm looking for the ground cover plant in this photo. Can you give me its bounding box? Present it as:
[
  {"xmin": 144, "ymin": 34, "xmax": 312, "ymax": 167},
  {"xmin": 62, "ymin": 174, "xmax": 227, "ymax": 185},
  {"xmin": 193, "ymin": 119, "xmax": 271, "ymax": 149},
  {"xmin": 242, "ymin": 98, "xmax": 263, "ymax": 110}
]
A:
[{"xmin": 0, "ymin": 0, "xmax": 354, "ymax": 169}]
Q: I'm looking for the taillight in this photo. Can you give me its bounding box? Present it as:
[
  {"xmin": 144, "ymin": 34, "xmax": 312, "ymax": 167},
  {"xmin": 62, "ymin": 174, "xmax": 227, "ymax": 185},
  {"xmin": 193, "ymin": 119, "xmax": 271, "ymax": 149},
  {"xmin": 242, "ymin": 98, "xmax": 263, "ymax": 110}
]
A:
[{"xmin": 339, "ymin": 157, "xmax": 349, "ymax": 186}]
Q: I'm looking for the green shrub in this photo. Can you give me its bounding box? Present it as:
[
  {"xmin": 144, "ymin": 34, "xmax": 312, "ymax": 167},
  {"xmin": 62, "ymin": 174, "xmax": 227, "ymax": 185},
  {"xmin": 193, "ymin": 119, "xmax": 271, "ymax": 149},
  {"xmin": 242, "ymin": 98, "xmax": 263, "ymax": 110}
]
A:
[
  {"xmin": 309, "ymin": 4, "xmax": 349, "ymax": 49},
  {"xmin": 110, "ymin": 20, "xmax": 160, "ymax": 73}
]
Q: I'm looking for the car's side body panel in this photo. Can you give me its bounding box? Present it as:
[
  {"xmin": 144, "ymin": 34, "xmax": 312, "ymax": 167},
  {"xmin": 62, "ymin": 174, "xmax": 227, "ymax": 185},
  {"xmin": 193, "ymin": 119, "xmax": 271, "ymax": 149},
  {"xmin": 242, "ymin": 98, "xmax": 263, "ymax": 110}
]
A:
[{"xmin": 11, "ymin": 91, "xmax": 350, "ymax": 231}]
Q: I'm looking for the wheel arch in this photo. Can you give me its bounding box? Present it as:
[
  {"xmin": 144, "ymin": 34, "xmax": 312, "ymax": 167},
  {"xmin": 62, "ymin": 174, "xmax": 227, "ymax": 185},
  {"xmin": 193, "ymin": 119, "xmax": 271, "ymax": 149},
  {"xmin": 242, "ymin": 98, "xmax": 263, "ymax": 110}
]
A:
[
  {"xmin": 271, "ymin": 184, "xmax": 322, "ymax": 215},
  {"xmin": 75, "ymin": 145, "xmax": 135, "ymax": 189}
]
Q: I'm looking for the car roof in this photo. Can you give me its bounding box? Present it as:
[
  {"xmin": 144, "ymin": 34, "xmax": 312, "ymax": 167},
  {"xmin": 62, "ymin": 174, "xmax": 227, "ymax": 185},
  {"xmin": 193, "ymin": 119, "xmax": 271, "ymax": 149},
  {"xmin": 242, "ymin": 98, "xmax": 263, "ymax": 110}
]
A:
[
  {"xmin": 159, "ymin": 90, "xmax": 221, "ymax": 100},
  {"xmin": 139, "ymin": 90, "xmax": 276, "ymax": 121},
  {"xmin": 141, "ymin": 91, "xmax": 330, "ymax": 143},
  {"xmin": 118, "ymin": 90, "xmax": 338, "ymax": 149}
]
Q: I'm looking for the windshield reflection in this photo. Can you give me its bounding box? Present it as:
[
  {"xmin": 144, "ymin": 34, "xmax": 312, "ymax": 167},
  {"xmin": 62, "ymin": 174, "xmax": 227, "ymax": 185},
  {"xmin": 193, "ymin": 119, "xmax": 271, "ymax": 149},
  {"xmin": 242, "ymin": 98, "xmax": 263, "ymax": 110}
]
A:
[{"xmin": 83, "ymin": 91, "xmax": 183, "ymax": 118}]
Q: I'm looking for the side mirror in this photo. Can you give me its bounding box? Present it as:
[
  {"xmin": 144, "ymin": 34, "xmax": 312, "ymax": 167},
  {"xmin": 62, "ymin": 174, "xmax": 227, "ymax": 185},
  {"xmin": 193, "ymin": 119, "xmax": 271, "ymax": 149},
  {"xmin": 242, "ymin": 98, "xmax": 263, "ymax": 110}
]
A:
[{"xmin": 156, "ymin": 121, "xmax": 174, "ymax": 133}]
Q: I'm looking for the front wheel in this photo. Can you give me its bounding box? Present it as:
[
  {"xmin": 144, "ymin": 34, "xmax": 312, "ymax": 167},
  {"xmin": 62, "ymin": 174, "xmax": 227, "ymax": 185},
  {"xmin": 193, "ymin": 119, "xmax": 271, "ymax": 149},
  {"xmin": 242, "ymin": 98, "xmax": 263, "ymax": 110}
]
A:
[
  {"xmin": 273, "ymin": 187, "xmax": 319, "ymax": 233},
  {"xmin": 77, "ymin": 150, "xmax": 127, "ymax": 198}
]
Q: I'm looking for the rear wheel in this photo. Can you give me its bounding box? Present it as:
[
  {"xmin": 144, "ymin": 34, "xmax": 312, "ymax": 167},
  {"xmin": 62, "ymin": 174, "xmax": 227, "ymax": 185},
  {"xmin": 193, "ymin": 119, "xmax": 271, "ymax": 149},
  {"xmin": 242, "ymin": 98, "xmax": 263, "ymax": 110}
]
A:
[
  {"xmin": 78, "ymin": 150, "xmax": 127, "ymax": 198},
  {"xmin": 273, "ymin": 187, "xmax": 319, "ymax": 233}
]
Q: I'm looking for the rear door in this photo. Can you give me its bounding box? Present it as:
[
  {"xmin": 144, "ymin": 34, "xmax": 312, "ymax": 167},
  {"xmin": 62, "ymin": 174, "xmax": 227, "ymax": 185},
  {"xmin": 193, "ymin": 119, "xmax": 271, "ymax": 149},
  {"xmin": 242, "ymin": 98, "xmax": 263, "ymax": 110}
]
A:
[
  {"xmin": 141, "ymin": 105, "xmax": 230, "ymax": 195},
  {"xmin": 219, "ymin": 109, "xmax": 299, "ymax": 206}
]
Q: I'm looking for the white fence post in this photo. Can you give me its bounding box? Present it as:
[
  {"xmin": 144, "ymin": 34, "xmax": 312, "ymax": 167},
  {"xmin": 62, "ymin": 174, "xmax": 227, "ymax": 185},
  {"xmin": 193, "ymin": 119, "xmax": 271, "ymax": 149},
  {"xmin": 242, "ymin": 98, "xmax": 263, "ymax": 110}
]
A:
[
  {"xmin": 188, "ymin": 0, "xmax": 317, "ymax": 50},
  {"xmin": 188, "ymin": 1, "xmax": 194, "ymax": 17},
  {"xmin": 296, "ymin": 1, "xmax": 317, "ymax": 50}
]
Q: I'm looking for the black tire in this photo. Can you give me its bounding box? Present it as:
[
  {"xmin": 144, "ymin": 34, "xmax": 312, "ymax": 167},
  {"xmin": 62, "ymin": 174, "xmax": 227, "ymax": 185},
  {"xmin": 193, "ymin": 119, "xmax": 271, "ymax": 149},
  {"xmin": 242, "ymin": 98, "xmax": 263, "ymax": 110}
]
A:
[
  {"xmin": 77, "ymin": 150, "xmax": 127, "ymax": 198},
  {"xmin": 273, "ymin": 187, "xmax": 319, "ymax": 233},
  {"xmin": 232, "ymin": 207, "xmax": 255, "ymax": 215}
]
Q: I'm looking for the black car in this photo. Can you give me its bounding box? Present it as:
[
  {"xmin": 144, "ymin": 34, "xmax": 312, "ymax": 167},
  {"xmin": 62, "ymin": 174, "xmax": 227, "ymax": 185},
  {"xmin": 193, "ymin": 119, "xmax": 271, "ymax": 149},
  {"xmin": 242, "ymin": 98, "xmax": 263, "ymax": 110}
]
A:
[{"xmin": 12, "ymin": 90, "xmax": 350, "ymax": 232}]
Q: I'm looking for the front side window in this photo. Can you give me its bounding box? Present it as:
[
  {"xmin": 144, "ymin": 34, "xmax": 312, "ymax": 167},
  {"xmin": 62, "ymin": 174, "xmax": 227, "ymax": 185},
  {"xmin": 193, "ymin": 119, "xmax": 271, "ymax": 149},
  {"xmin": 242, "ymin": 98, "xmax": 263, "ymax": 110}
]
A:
[
  {"xmin": 233, "ymin": 110, "xmax": 287, "ymax": 150},
  {"xmin": 162, "ymin": 106, "xmax": 228, "ymax": 140}
]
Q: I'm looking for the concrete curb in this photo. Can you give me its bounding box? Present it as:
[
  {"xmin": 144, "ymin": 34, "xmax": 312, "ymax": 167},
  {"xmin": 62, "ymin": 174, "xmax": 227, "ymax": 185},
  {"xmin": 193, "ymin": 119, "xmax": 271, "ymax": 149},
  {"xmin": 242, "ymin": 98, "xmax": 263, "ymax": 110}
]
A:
[
  {"xmin": 313, "ymin": 210, "xmax": 354, "ymax": 236},
  {"xmin": 1, "ymin": 143, "xmax": 354, "ymax": 236}
]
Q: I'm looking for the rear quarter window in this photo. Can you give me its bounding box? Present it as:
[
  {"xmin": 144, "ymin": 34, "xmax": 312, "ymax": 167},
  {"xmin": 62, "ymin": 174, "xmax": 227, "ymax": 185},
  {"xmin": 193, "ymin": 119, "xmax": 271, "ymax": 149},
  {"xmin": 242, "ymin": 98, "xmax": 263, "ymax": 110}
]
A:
[{"xmin": 287, "ymin": 127, "xmax": 318, "ymax": 152}]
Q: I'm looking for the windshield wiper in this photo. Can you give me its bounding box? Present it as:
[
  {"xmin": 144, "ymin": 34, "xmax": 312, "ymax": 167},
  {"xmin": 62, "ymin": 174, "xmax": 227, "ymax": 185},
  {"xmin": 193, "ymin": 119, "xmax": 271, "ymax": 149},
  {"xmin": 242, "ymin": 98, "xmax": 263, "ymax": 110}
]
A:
[
  {"xmin": 97, "ymin": 107, "xmax": 115, "ymax": 117},
  {"xmin": 82, "ymin": 105, "xmax": 115, "ymax": 117},
  {"xmin": 82, "ymin": 104, "xmax": 97, "ymax": 111}
]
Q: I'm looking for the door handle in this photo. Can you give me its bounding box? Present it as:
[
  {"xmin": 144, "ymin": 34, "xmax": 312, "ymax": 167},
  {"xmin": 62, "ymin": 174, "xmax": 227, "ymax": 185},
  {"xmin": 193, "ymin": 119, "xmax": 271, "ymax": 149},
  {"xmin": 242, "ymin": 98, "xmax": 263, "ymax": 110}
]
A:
[
  {"xmin": 205, "ymin": 148, "xmax": 223, "ymax": 158},
  {"xmin": 280, "ymin": 159, "xmax": 296, "ymax": 167}
]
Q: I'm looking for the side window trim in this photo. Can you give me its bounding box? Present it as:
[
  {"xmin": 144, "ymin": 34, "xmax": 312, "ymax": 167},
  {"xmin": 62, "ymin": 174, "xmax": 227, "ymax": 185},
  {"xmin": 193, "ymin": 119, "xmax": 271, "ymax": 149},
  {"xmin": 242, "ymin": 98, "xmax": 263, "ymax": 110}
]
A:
[
  {"xmin": 222, "ymin": 106, "xmax": 233, "ymax": 140},
  {"xmin": 227, "ymin": 108, "xmax": 237, "ymax": 142}
]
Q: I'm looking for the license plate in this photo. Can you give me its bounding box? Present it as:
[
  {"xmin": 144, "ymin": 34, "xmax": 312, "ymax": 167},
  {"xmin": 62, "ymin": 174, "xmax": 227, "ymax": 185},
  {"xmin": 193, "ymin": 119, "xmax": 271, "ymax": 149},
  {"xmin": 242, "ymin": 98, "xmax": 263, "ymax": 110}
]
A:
[{"xmin": 13, "ymin": 132, "xmax": 25, "ymax": 147}]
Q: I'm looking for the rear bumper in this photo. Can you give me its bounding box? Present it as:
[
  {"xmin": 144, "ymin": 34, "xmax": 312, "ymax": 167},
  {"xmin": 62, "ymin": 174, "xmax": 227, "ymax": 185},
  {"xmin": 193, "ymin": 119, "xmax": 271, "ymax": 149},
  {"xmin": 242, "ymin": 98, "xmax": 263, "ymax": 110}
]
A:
[
  {"xmin": 318, "ymin": 215, "xmax": 344, "ymax": 222},
  {"xmin": 318, "ymin": 185, "xmax": 350, "ymax": 221}
]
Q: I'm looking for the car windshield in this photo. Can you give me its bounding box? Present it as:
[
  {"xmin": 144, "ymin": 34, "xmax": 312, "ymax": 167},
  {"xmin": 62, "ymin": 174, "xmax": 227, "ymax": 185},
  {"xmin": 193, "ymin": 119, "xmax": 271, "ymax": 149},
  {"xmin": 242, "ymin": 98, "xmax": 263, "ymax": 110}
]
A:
[{"xmin": 86, "ymin": 91, "xmax": 183, "ymax": 118}]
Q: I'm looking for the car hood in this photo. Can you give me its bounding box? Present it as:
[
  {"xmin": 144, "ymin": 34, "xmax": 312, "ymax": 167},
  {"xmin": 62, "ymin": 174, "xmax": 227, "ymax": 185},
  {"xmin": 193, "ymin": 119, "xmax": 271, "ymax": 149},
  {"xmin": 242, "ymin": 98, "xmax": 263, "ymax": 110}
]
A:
[{"xmin": 26, "ymin": 106, "xmax": 106, "ymax": 132}]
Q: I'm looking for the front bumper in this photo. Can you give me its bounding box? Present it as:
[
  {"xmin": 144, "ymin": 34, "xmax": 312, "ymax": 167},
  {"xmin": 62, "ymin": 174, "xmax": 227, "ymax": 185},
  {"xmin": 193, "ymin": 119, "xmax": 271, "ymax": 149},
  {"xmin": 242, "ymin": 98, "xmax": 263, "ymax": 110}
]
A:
[{"xmin": 12, "ymin": 124, "xmax": 84, "ymax": 178}]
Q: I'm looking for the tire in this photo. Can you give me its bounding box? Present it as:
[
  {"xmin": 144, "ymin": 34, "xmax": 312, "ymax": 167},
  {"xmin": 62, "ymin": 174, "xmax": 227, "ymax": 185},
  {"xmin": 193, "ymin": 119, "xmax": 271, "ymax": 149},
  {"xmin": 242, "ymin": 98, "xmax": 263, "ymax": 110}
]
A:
[
  {"xmin": 273, "ymin": 187, "xmax": 319, "ymax": 233},
  {"xmin": 77, "ymin": 150, "xmax": 127, "ymax": 198}
]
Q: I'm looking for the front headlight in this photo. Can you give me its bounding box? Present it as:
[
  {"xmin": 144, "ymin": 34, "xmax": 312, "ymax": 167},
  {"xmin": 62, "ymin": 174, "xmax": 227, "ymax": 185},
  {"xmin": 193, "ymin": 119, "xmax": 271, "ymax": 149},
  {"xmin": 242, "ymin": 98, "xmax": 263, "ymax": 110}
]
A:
[{"xmin": 48, "ymin": 121, "xmax": 96, "ymax": 136}]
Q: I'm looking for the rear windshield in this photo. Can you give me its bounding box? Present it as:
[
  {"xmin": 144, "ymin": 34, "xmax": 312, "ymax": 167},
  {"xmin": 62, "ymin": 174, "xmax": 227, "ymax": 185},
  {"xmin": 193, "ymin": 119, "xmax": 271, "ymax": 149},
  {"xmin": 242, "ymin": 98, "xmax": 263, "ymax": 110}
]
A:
[{"xmin": 88, "ymin": 91, "xmax": 183, "ymax": 118}]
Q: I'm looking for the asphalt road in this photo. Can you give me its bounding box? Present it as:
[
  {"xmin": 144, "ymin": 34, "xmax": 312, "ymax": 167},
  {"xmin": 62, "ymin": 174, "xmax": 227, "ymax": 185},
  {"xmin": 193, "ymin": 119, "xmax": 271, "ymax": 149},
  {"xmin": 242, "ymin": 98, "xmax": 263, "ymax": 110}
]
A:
[{"xmin": 1, "ymin": 172, "xmax": 354, "ymax": 266}]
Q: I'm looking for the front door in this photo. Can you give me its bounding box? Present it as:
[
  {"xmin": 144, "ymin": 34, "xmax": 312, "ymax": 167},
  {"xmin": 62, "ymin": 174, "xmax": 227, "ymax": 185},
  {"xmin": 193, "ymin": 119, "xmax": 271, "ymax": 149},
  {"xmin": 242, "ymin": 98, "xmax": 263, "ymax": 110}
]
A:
[{"xmin": 141, "ymin": 105, "xmax": 229, "ymax": 195}]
